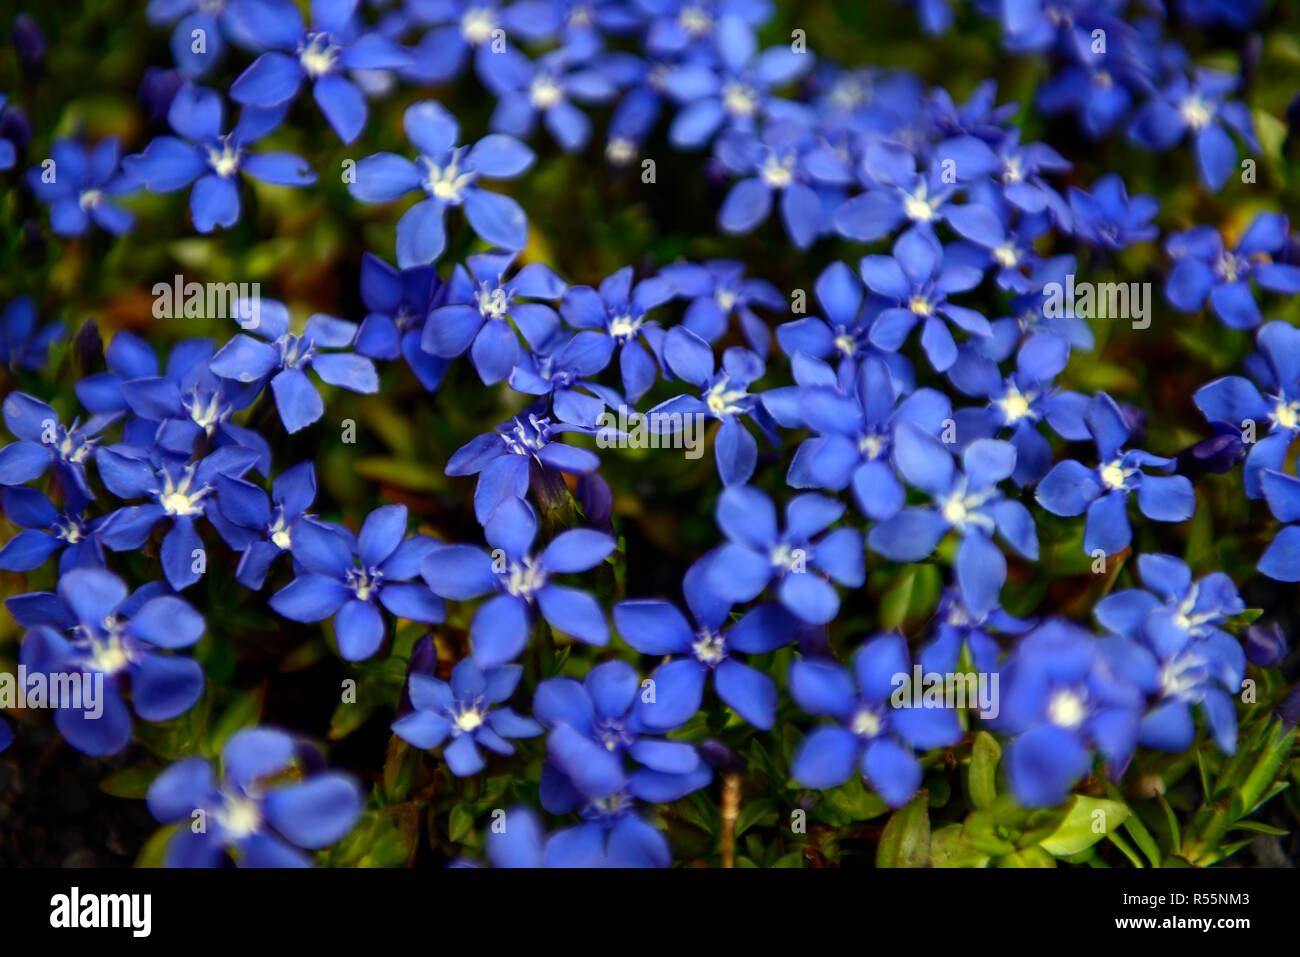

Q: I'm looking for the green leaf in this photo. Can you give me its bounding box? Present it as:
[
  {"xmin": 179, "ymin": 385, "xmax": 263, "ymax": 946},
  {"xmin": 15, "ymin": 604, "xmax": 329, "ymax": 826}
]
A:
[
  {"xmin": 100, "ymin": 765, "xmax": 161, "ymax": 799},
  {"xmin": 876, "ymin": 791, "xmax": 930, "ymax": 868},
  {"xmin": 967, "ymin": 730, "xmax": 1000, "ymax": 810},
  {"xmin": 929, "ymin": 824, "xmax": 991, "ymax": 868},
  {"xmin": 204, "ymin": 683, "xmax": 265, "ymax": 757},
  {"xmin": 824, "ymin": 774, "xmax": 890, "ymax": 821},
  {"xmin": 1039, "ymin": 796, "xmax": 1130, "ymax": 857},
  {"xmin": 448, "ymin": 804, "xmax": 474, "ymax": 844}
]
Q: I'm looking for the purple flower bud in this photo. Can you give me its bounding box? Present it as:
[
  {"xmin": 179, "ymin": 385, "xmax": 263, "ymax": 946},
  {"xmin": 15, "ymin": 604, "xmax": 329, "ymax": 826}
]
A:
[
  {"xmin": 1245, "ymin": 621, "xmax": 1288, "ymax": 668},
  {"xmin": 11, "ymin": 14, "xmax": 45, "ymax": 77},
  {"xmin": 1176, "ymin": 429, "xmax": 1246, "ymax": 478},
  {"xmin": 138, "ymin": 68, "xmax": 183, "ymax": 130}
]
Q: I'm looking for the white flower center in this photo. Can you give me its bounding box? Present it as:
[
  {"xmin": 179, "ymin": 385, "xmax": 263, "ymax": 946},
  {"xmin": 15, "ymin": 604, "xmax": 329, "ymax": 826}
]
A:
[
  {"xmin": 530, "ymin": 75, "xmax": 565, "ymax": 110},
  {"xmin": 1047, "ymin": 689, "xmax": 1086, "ymax": 728},
  {"xmin": 722, "ymin": 81, "xmax": 759, "ymax": 117},
  {"xmin": 460, "ymin": 7, "xmax": 498, "ymax": 44}
]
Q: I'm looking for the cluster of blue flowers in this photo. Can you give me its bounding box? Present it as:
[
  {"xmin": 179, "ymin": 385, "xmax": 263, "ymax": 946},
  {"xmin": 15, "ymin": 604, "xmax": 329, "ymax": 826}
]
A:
[{"xmin": 0, "ymin": 0, "xmax": 1295, "ymax": 867}]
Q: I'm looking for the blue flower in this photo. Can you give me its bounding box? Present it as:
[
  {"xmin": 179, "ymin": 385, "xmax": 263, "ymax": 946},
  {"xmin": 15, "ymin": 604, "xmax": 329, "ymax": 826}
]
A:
[
  {"xmin": 481, "ymin": 47, "xmax": 618, "ymax": 152},
  {"xmin": 269, "ymin": 504, "xmax": 443, "ymax": 661},
  {"xmin": 641, "ymin": 0, "xmax": 772, "ymax": 58},
  {"xmin": 423, "ymin": 252, "xmax": 567, "ymax": 385},
  {"xmin": 714, "ymin": 121, "xmax": 832, "ymax": 249},
  {"xmin": 349, "ymin": 100, "xmax": 535, "ymax": 267},
  {"xmin": 392, "ymin": 657, "xmax": 541, "ymax": 775},
  {"xmin": 994, "ymin": 619, "xmax": 1144, "ymax": 808},
  {"xmin": 1, "ymin": 296, "xmax": 63, "ymax": 371},
  {"xmin": 93, "ymin": 444, "xmax": 262, "ymax": 589},
  {"xmin": 1067, "ymin": 174, "xmax": 1159, "ymax": 251},
  {"xmin": 706, "ymin": 484, "xmax": 864, "ymax": 625},
  {"xmin": 9, "ymin": 568, "xmax": 206, "ymax": 756},
  {"xmin": 229, "ymin": 0, "xmax": 411, "ymax": 143},
  {"xmin": 209, "ymin": 298, "xmax": 378, "ymax": 434},
  {"xmin": 0, "ymin": 716, "xmax": 10, "ymax": 752},
  {"xmin": 789, "ymin": 634, "xmax": 963, "ymax": 806},
  {"xmin": 661, "ymin": 15, "xmax": 813, "ymax": 150},
  {"xmin": 0, "ymin": 392, "xmax": 117, "ymax": 508},
  {"xmin": 508, "ymin": 329, "xmax": 619, "ymax": 425},
  {"xmin": 917, "ymin": 587, "xmax": 1033, "ymax": 675},
  {"xmin": 945, "ymin": 333, "xmax": 1091, "ymax": 485},
  {"xmin": 145, "ymin": 0, "xmax": 274, "ymax": 78},
  {"xmin": 1035, "ymin": 392, "xmax": 1196, "ymax": 556},
  {"xmin": 354, "ymin": 253, "xmax": 450, "ymax": 389},
  {"xmin": 559, "ymin": 265, "xmax": 673, "ymax": 401},
  {"xmin": 0, "ymin": 487, "xmax": 106, "ymax": 573},
  {"xmin": 658, "ymin": 257, "xmax": 784, "ymax": 357},
  {"xmin": 484, "ymin": 803, "xmax": 665, "ymax": 867},
  {"xmin": 1129, "ymin": 68, "xmax": 1258, "ymax": 192},
  {"xmin": 26, "ymin": 138, "xmax": 137, "ymax": 237},
  {"xmin": 533, "ymin": 659, "xmax": 713, "ymax": 803},
  {"xmin": 147, "ymin": 726, "xmax": 363, "ymax": 866},
  {"xmin": 78, "ymin": 333, "xmax": 270, "ymax": 471},
  {"xmin": 0, "ymin": 94, "xmax": 19, "ymax": 171},
  {"xmin": 447, "ymin": 406, "xmax": 601, "ymax": 522},
  {"xmin": 1094, "ymin": 553, "xmax": 1245, "ymax": 754},
  {"xmin": 869, "ymin": 427, "xmax": 1037, "ymax": 618},
  {"xmin": 860, "ymin": 230, "xmax": 991, "ymax": 372},
  {"xmin": 1165, "ymin": 213, "xmax": 1300, "ymax": 330},
  {"xmin": 1194, "ymin": 321, "xmax": 1300, "ymax": 497},
  {"xmin": 400, "ymin": 0, "xmax": 509, "ymax": 87},
  {"xmin": 123, "ymin": 85, "xmax": 315, "ymax": 233},
  {"xmin": 420, "ymin": 496, "xmax": 615, "ymax": 666},
  {"xmin": 214, "ymin": 460, "xmax": 320, "ymax": 589},
  {"xmin": 785, "ymin": 353, "xmax": 950, "ymax": 519},
  {"xmin": 1258, "ymin": 467, "xmax": 1300, "ymax": 582},
  {"xmin": 614, "ymin": 557, "xmax": 795, "ymax": 729},
  {"xmin": 650, "ymin": 327, "xmax": 773, "ymax": 486},
  {"xmin": 1035, "ymin": 23, "xmax": 1150, "ymax": 139}
]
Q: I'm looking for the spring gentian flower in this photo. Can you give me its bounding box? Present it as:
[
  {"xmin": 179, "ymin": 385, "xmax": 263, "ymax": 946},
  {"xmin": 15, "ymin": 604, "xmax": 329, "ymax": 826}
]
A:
[
  {"xmin": 147, "ymin": 726, "xmax": 363, "ymax": 866},
  {"xmin": 214, "ymin": 460, "xmax": 320, "ymax": 589},
  {"xmin": 0, "ymin": 488, "xmax": 105, "ymax": 573},
  {"xmin": 507, "ymin": 329, "xmax": 619, "ymax": 426},
  {"xmin": 714, "ymin": 122, "xmax": 828, "ymax": 249},
  {"xmin": 145, "ymin": 0, "xmax": 271, "ymax": 78},
  {"xmin": 869, "ymin": 427, "xmax": 1037, "ymax": 617},
  {"xmin": 1067, "ymin": 174, "xmax": 1159, "ymax": 250},
  {"xmin": 391, "ymin": 657, "xmax": 541, "ymax": 775},
  {"xmin": 1129, "ymin": 68, "xmax": 1258, "ymax": 192},
  {"xmin": 1, "ymin": 296, "xmax": 63, "ymax": 371},
  {"xmin": 420, "ymin": 496, "xmax": 615, "ymax": 667},
  {"xmin": 26, "ymin": 138, "xmax": 136, "ymax": 237},
  {"xmin": 123, "ymin": 84, "xmax": 315, "ymax": 233},
  {"xmin": 485, "ymin": 804, "xmax": 666, "ymax": 868},
  {"xmin": 1258, "ymin": 467, "xmax": 1300, "ymax": 582},
  {"xmin": 209, "ymin": 298, "xmax": 378, "ymax": 433},
  {"xmin": 658, "ymin": 257, "xmax": 784, "ymax": 358},
  {"xmin": 269, "ymin": 505, "xmax": 443, "ymax": 660},
  {"xmin": 1035, "ymin": 392, "xmax": 1195, "ymax": 556},
  {"xmin": 859, "ymin": 230, "xmax": 991, "ymax": 372},
  {"xmin": 1194, "ymin": 322, "xmax": 1300, "ymax": 496},
  {"xmin": 705, "ymin": 485, "xmax": 864, "ymax": 625},
  {"xmin": 785, "ymin": 353, "xmax": 950, "ymax": 519},
  {"xmin": 0, "ymin": 392, "xmax": 117, "ymax": 507},
  {"xmin": 1165, "ymin": 213, "xmax": 1300, "ymax": 329},
  {"xmin": 994, "ymin": 619, "xmax": 1144, "ymax": 808},
  {"xmin": 481, "ymin": 47, "xmax": 618, "ymax": 152},
  {"xmin": 614, "ymin": 557, "xmax": 796, "ymax": 729},
  {"xmin": 229, "ymin": 0, "xmax": 411, "ymax": 142},
  {"xmin": 93, "ymin": 444, "xmax": 262, "ymax": 589},
  {"xmin": 354, "ymin": 254, "xmax": 450, "ymax": 390},
  {"xmin": 1094, "ymin": 553, "xmax": 1245, "ymax": 754},
  {"xmin": 662, "ymin": 15, "xmax": 812, "ymax": 150},
  {"xmin": 651, "ymin": 328, "xmax": 773, "ymax": 486},
  {"xmin": 10, "ymin": 569, "xmax": 205, "ymax": 756},
  {"xmin": 0, "ymin": 94, "xmax": 17, "ymax": 170},
  {"xmin": 559, "ymin": 266, "xmax": 673, "ymax": 402},
  {"xmin": 447, "ymin": 408, "xmax": 601, "ymax": 523},
  {"xmin": 789, "ymin": 635, "xmax": 963, "ymax": 806},
  {"xmin": 917, "ymin": 587, "xmax": 1033, "ymax": 675},
  {"xmin": 348, "ymin": 100, "xmax": 535, "ymax": 267},
  {"xmin": 533, "ymin": 659, "xmax": 712, "ymax": 802},
  {"xmin": 423, "ymin": 252, "xmax": 566, "ymax": 385}
]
